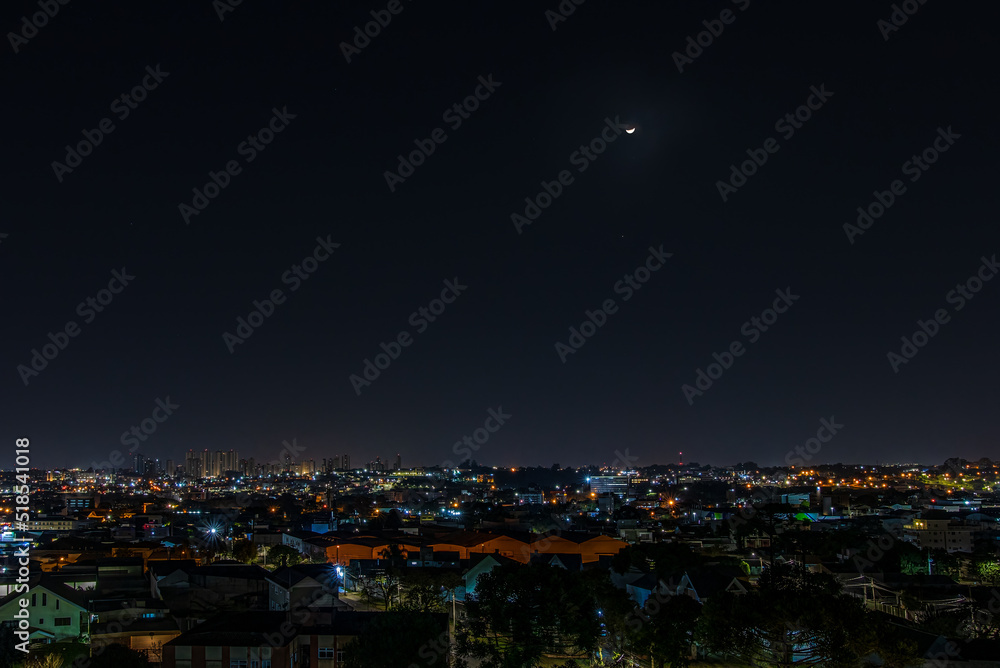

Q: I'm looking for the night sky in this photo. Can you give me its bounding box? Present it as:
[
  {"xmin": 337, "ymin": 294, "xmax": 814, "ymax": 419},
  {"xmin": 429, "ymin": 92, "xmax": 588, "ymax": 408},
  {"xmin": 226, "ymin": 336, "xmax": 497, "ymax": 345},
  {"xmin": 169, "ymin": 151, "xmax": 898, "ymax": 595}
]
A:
[{"xmin": 3, "ymin": 1, "xmax": 999, "ymax": 471}]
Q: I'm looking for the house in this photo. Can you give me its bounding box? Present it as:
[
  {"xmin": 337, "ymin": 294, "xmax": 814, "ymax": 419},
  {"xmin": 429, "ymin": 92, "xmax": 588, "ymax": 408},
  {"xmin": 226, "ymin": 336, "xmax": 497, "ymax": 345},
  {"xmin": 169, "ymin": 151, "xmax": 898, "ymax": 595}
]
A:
[
  {"xmin": 675, "ymin": 566, "xmax": 748, "ymax": 603},
  {"xmin": 0, "ymin": 574, "xmax": 88, "ymax": 644},
  {"xmin": 626, "ymin": 572, "xmax": 673, "ymax": 607},
  {"xmin": 266, "ymin": 564, "xmax": 347, "ymax": 612},
  {"xmin": 155, "ymin": 563, "xmax": 269, "ymax": 625},
  {"xmin": 162, "ymin": 611, "xmax": 295, "ymax": 668},
  {"xmin": 89, "ymin": 599, "xmax": 181, "ymax": 662},
  {"xmin": 282, "ymin": 531, "xmax": 322, "ymax": 561}
]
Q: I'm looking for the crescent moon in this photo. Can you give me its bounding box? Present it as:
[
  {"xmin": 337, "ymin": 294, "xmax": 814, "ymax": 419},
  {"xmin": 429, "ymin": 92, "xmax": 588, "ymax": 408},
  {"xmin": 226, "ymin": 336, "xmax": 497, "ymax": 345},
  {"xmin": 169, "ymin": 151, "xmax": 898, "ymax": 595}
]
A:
[{"xmin": 626, "ymin": 127, "xmax": 636, "ymax": 134}]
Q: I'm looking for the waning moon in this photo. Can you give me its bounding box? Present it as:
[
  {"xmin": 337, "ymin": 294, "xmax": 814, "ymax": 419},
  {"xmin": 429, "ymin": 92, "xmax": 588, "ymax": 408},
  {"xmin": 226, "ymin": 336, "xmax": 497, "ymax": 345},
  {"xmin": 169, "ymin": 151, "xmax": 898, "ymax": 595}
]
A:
[{"xmin": 626, "ymin": 126, "xmax": 636, "ymax": 134}]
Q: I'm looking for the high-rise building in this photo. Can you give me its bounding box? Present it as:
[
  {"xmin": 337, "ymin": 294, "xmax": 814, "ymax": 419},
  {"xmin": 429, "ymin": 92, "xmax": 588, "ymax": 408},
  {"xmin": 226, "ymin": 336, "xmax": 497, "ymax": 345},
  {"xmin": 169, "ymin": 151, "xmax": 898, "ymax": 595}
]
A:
[
  {"xmin": 133, "ymin": 452, "xmax": 146, "ymax": 475},
  {"xmin": 219, "ymin": 449, "xmax": 238, "ymax": 474},
  {"xmin": 185, "ymin": 450, "xmax": 204, "ymax": 478},
  {"xmin": 166, "ymin": 459, "xmax": 174, "ymax": 477},
  {"xmin": 342, "ymin": 454, "xmax": 350, "ymax": 471},
  {"xmin": 395, "ymin": 453, "xmax": 402, "ymax": 471}
]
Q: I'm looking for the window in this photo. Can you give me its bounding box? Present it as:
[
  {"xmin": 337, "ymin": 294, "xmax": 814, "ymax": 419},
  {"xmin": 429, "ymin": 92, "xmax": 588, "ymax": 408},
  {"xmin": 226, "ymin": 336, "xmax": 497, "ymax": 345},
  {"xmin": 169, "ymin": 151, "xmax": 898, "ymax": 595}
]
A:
[
  {"xmin": 56, "ymin": 600, "xmax": 60, "ymax": 610},
  {"xmin": 231, "ymin": 661, "xmax": 248, "ymax": 668},
  {"xmin": 261, "ymin": 661, "xmax": 271, "ymax": 668},
  {"xmin": 335, "ymin": 651, "xmax": 344, "ymax": 663},
  {"xmin": 42, "ymin": 594, "xmax": 47, "ymax": 606},
  {"xmin": 31, "ymin": 594, "xmax": 36, "ymax": 607},
  {"xmin": 39, "ymin": 619, "xmax": 44, "ymax": 625},
  {"xmin": 317, "ymin": 648, "xmax": 335, "ymax": 660},
  {"xmin": 54, "ymin": 618, "xmax": 71, "ymax": 627}
]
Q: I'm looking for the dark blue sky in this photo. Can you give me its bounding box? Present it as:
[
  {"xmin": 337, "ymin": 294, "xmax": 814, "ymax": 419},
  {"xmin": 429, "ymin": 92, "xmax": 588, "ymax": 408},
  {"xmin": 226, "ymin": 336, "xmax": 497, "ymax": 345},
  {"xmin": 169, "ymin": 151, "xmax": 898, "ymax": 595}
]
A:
[{"xmin": 3, "ymin": 0, "xmax": 998, "ymax": 470}]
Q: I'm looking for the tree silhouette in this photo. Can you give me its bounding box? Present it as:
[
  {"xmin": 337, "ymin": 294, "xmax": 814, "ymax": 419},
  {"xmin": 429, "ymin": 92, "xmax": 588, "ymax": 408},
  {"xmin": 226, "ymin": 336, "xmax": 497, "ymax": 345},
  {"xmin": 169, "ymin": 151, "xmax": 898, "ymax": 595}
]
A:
[
  {"xmin": 696, "ymin": 565, "xmax": 919, "ymax": 667},
  {"xmin": 459, "ymin": 564, "xmax": 600, "ymax": 667}
]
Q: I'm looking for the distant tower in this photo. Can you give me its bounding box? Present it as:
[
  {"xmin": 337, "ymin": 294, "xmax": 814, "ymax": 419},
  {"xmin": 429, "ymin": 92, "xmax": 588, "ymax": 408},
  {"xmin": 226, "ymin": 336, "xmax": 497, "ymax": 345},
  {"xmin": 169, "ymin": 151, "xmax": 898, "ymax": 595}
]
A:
[
  {"xmin": 395, "ymin": 453, "xmax": 402, "ymax": 471},
  {"xmin": 679, "ymin": 451, "xmax": 683, "ymax": 466}
]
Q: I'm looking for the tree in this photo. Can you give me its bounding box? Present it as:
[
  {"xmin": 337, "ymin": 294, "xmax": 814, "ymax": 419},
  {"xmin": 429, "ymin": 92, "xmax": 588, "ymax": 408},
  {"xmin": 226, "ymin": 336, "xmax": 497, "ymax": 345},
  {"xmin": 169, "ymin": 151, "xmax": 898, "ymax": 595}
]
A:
[
  {"xmin": 633, "ymin": 594, "xmax": 701, "ymax": 668},
  {"xmin": 378, "ymin": 542, "xmax": 408, "ymax": 565},
  {"xmin": 931, "ymin": 550, "xmax": 962, "ymax": 580},
  {"xmin": 23, "ymin": 654, "xmax": 64, "ymax": 668},
  {"xmin": 897, "ymin": 546, "xmax": 929, "ymax": 576},
  {"xmin": 356, "ymin": 566, "xmax": 400, "ymax": 610},
  {"xmin": 696, "ymin": 565, "xmax": 920, "ymax": 667},
  {"xmin": 976, "ymin": 558, "xmax": 1000, "ymax": 585},
  {"xmin": 459, "ymin": 563, "xmax": 600, "ymax": 667},
  {"xmin": 399, "ymin": 569, "xmax": 463, "ymax": 613},
  {"xmin": 581, "ymin": 570, "xmax": 637, "ymax": 664},
  {"xmin": 267, "ymin": 544, "xmax": 302, "ymax": 568},
  {"xmin": 232, "ymin": 539, "xmax": 256, "ymax": 564},
  {"xmin": 343, "ymin": 612, "xmax": 449, "ymax": 668}
]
